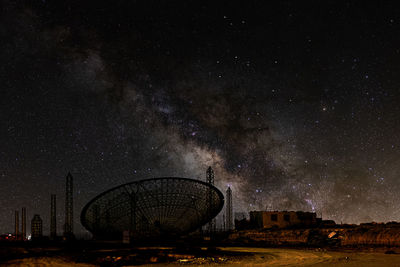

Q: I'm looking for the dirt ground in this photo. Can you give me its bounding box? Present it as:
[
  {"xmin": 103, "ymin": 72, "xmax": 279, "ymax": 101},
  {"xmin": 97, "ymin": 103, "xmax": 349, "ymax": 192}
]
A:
[
  {"xmin": 212, "ymin": 247, "xmax": 400, "ymax": 267},
  {"xmin": 3, "ymin": 247, "xmax": 400, "ymax": 266},
  {"xmin": 3, "ymin": 257, "xmax": 94, "ymax": 267}
]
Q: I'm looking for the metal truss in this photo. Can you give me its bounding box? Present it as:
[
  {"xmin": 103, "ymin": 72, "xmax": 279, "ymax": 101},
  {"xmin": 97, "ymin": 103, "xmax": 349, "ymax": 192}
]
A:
[{"xmin": 81, "ymin": 177, "xmax": 224, "ymax": 239}]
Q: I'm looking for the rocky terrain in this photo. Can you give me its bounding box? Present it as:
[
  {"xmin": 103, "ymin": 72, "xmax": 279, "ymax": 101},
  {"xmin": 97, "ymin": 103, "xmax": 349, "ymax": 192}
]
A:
[{"xmin": 228, "ymin": 222, "xmax": 400, "ymax": 247}]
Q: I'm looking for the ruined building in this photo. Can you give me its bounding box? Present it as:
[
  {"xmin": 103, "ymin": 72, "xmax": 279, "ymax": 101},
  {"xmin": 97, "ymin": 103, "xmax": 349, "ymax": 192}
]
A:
[{"xmin": 250, "ymin": 211, "xmax": 318, "ymax": 229}]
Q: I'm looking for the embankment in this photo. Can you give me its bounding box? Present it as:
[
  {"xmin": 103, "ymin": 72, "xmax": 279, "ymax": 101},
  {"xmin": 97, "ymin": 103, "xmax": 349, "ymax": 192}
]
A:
[{"xmin": 228, "ymin": 224, "xmax": 400, "ymax": 247}]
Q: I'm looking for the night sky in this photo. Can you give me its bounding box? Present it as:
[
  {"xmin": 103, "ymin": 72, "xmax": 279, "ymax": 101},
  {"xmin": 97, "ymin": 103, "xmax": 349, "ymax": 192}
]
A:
[{"xmin": 2, "ymin": 1, "xmax": 400, "ymax": 235}]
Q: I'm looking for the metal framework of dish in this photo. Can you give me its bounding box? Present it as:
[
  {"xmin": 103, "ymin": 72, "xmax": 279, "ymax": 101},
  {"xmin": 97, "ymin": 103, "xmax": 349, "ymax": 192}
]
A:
[{"xmin": 81, "ymin": 177, "xmax": 224, "ymax": 239}]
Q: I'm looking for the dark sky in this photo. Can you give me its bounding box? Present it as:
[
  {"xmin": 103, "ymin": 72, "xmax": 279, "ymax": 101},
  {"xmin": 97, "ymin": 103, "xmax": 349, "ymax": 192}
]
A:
[{"xmin": 2, "ymin": 0, "xmax": 400, "ymax": 235}]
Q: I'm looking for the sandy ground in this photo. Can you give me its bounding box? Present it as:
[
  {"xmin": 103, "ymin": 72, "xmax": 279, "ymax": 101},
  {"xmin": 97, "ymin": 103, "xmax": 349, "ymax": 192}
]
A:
[
  {"xmin": 213, "ymin": 247, "xmax": 400, "ymax": 267},
  {"xmin": 3, "ymin": 257, "xmax": 95, "ymax": 267},
  {"xmin": 3, "ymin": 247, "xmax": 400, "ymax": 266}
]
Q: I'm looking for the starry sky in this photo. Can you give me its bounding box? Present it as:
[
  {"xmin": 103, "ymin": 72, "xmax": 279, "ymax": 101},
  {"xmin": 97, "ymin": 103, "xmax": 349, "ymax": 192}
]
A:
[{"xmin": 2, "ymin": 0, "xmax": 400, "ymax": 235}]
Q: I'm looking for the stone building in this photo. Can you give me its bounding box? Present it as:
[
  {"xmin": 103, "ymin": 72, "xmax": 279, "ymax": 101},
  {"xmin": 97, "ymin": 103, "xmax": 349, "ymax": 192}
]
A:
[{"xmin": 250, "ymin": 211, "xmax": 318, "ymax": 229}]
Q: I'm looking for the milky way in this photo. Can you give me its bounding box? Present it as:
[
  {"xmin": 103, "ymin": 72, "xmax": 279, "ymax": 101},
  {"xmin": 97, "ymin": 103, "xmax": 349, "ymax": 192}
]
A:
[{"xmin": 1, "ymin": 1, "xmax": 400, "ymax": 235}]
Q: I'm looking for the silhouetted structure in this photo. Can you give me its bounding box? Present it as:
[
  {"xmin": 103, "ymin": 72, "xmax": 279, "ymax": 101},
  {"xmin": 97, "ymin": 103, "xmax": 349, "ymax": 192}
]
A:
[
  {"xmin": 81, "ymin": 177, "xmax": 224, "ymax": 240},
  {"xmin": 250, "ymin": 211, "xmax": 318, "ymax": 229},
  {"xmin": 234, "ymin": 212, "xmax": 247, "ymax": 221},
  {"xmin": 226, "ymin": 187, "xmax": 233, "ymax": 230},
  {"xmin": 206, "ymin": 167, "xmax": 215, "ymax": 186},
  {"xmin": 234, "ymin": 212, "xmax": 249, "ymax": 230},
  {"xmin": 64, "ymin": 173, "xmax": 73, "ymax": 238},
  {"xmin": 206, "ymin": 167, "xmax": 216, "ymax": 233},
  {"xmin": 50, "ymin": 194, "xmax": 57, "ymax": 239},
  {"xmin": 14, "ymin": 210, "xmax": 19, "ymax": 238},
  {"xmin": 21, "ymin": 207, "xmax": 26, "ymax": 240},
  {"xmin": 31, "ymin": 214, "xmax": 43, "ymax": 239},
  {"xmin": 222, "ymin": 214, "xmax": 226, "ymax": 231}
]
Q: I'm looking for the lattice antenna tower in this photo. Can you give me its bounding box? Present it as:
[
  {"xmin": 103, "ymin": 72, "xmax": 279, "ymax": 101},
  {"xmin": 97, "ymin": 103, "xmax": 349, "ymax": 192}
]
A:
[
  {"xmin": 226, "ymin": 186, "xmax": 233, "ymax": 230},
  {"xmin": 50, "ymin": 194, "xmax": 57, "ymax": 239},
  {"xmin": 64, "ymin": 172, "xmax": 73, "ymax": 237},
  {"xmin": 206, "ymin": 166, "xmax": 216, "ymax": 233},
  {"xmin": 14, "ymin": 210, "xmax": 19, "ymax": 238},
  {"xmin": 21, "ymin": 207, "xmax": 26, "ymax": 240},
  {"xmin": 206, "ymin": 166, "xmax": 214, "ymax": 185}
]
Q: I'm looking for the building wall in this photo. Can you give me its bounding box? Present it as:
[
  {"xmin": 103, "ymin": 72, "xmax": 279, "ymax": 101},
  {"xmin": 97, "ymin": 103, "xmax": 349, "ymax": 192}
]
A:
[{"xmin": 250, "ymin": 211, "xmax": 317, "ymax": 229}]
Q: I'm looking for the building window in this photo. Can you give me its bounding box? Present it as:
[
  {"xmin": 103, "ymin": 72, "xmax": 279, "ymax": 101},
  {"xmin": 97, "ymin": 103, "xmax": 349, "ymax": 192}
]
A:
[
  {"xmin": 271, "ymin": 214, "xmax": 277, "ymax": 221},
  {"xmin": 284, "ymin": 214, "xmax": 290, "ymax": 222}
]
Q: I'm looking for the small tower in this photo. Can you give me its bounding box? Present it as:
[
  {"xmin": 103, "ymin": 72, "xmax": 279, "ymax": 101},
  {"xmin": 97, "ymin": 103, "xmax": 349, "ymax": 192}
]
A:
[
  {"xmin": 14, "ymin": 210, "xmax": 19, "ymax": 239},
  {"xmin": 50, "ymin": 194, "xmax": 57, "ymax": 239},
  {"xmin": 31, "ymin": 214, "xmax": 43, "ymax": 240},
  {"xmin": 21, "ymin": 207, "xmax": 26, "ymax": 240},
  {"xmin": 206, "ymin": 167, "xmax": 216, "ymax": 233},
  {"xmin": 206, "ymin": 166, "xmax": 214, "ymax": 185},
  {"xmin": 64, "ymin": 173, "xmax": 74, "ymax": 238},
  {"xmin": 226, "ymin": 187, "xmax": 233, "ymax": 230}
]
